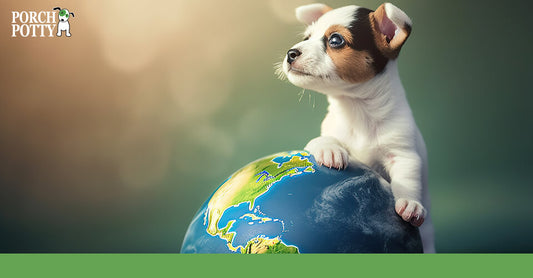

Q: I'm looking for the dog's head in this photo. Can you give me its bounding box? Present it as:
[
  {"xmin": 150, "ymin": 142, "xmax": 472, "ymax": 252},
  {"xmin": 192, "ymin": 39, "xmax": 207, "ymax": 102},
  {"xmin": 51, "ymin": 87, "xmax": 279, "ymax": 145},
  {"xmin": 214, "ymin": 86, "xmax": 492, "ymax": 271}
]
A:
[
  {"xmin": 279, "ymin": 3, "xmax": 411, "ymax": 94},
  {"xmin": 54, "ymin": 7, "xmax": 74, "ymax": 22}
]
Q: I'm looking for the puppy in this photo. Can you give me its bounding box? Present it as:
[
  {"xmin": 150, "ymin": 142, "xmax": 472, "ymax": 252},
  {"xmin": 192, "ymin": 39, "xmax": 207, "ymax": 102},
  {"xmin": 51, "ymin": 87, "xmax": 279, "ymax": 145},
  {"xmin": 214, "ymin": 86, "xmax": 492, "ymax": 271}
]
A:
[
  {"xmin": 54, "ymin": 7, "xmax": 74, "ymax": 37},
  {"xmin": 278, "ymin": 3, "xmax": 435, "ymax": 253}
]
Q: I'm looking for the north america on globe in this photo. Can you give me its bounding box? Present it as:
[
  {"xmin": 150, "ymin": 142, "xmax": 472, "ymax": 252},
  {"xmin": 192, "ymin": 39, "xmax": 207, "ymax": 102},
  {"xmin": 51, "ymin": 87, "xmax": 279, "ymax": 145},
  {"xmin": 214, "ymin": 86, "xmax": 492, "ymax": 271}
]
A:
[{"xmin": 205, "ymin": 151, "xmax": 315, "ymax": 253}]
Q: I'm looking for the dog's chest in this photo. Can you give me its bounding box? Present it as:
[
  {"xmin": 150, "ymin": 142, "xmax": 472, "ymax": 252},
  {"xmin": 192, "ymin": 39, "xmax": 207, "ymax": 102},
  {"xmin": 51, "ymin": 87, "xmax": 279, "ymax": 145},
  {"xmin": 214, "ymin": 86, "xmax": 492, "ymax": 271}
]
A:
[
  {"xmin": 342, "ymin": 129, "xmax": 391, "ymax": 181},
  {"xmin": 345, "ymin": 131, "xmax": 382, "ymax": 166},
  {"xmin": 324, "ymin": 116, "xmax": 383, "ymax": 166}
]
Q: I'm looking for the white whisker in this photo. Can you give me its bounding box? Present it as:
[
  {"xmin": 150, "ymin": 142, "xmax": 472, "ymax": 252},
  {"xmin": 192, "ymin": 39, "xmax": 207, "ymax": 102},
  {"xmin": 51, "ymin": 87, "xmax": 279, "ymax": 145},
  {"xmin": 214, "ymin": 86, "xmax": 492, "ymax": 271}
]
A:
[
  {"xmin": 298, "ymin": 89, "xmax": 306, "ymax": 102},
  {"xmin": 273, "ymin": 61, "xmax": 286, "ymax": 80}
]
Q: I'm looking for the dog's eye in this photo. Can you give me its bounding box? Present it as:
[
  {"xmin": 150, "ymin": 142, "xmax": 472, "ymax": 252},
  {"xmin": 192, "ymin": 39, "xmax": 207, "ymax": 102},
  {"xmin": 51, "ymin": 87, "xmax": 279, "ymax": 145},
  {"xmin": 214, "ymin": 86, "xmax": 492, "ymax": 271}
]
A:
[{"xmin": 328, "ymin": 33, "xmax": 345, "ymax": 49}]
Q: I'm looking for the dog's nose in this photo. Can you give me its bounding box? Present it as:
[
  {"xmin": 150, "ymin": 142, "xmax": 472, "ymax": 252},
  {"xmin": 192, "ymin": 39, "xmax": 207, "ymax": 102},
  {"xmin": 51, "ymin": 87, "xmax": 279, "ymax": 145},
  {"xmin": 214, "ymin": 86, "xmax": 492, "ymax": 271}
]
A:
[{"xmin": 287, "ymin": 49, "xmax": 301, "ymax": 64}]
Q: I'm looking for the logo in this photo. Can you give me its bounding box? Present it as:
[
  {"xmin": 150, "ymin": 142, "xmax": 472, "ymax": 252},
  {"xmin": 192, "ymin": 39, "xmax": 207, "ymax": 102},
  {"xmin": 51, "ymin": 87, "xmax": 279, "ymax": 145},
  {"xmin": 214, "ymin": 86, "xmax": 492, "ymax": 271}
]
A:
[
  {"xmin": 11, "ymin": 6, "xmax": 75, "ymax": 38},
  {"xmin": 53, "ymin": 7, "xmax": 75, "ymax": 37}
]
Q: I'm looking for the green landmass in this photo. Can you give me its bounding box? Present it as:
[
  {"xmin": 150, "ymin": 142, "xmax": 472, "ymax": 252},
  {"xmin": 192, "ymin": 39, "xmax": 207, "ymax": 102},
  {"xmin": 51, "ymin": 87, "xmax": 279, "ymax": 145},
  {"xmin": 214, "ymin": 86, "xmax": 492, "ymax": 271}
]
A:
[
  {"xmin": 205, "ymin": 151, "xmax": 314, "ymax": 251},
  {"xmin": 241, "ymin": 236, "xmax": 300, "ymax": 254},
  {"xmin": 226, "ymin": 152, "xmax": 314, "ymax": 210}
]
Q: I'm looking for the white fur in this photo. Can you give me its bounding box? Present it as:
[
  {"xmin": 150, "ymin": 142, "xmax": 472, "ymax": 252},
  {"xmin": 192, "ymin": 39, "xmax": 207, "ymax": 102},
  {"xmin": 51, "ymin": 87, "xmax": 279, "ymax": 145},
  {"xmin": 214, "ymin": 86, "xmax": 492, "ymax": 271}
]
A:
[
  {"xmin": 281, "ymin": 4, "xmax": 435, "ymax": 253},
  {"xmin": 295, "ymin": 3, "xmax": 331, "ymax": 25}
]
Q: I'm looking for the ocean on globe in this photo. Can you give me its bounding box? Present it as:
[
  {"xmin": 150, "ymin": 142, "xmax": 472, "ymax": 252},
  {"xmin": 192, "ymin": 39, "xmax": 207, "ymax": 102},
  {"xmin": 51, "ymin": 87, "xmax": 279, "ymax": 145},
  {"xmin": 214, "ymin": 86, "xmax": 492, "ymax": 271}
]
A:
[{"xmin": 180, "ymin": 151, "xmax": 422, "ymax": 253}]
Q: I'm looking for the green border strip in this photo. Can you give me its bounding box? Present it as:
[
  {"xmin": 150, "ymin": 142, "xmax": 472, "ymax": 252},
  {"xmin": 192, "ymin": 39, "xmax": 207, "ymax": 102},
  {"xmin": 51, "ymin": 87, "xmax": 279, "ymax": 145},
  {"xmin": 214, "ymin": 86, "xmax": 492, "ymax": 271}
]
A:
[{"xmin": 0, "ymin": 254, "xmax": 530, "ymax": 277}]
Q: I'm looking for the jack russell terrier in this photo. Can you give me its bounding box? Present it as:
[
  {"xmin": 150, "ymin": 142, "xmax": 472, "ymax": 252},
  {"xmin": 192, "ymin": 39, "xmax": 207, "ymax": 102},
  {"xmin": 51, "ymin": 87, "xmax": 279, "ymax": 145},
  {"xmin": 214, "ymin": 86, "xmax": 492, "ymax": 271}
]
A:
[{"xmin": 277, "ymin": 2, "xmax": 435, "ymax": 253}]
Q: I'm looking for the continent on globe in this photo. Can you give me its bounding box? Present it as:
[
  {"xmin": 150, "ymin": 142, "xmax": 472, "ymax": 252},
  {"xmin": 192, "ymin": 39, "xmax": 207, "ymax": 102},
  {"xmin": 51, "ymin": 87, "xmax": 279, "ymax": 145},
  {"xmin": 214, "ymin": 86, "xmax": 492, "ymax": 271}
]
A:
[
  {"xmin": 181, "ymin": 151, "xmax": 423, "ymax": 253},
  {"xmin": 242, "ymin": 236, "xmax": 299, "ymax": 254},
  {"xmin": 205, "ymin": 151, "xmax": 315, "ymax": 251}
]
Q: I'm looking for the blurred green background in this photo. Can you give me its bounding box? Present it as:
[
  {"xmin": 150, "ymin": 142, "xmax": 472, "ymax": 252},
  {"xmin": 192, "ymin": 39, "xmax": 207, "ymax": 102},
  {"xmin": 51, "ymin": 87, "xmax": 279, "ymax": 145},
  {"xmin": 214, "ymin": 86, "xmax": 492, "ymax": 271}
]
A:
[{"xmin": 0, "ymin": 0, "xmax": 532, "ymax": 252}]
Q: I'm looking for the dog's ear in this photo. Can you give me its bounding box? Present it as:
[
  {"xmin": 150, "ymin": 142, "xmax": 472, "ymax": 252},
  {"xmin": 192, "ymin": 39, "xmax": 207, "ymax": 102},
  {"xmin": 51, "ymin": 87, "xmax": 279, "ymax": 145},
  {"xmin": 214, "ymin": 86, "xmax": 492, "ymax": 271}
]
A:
[
  {"xmin": 53, "ymin": 7, "xmax": 61, "ymax": 11},
  {"xmin": 370, "ymin": 3, "xmax": 412, "ymax": 59},
  {"xmin": 70, "ymin": 12, "xmax": 75, "ymax": 17},
  {"xmin": 295, "ymin": 3, "xmax": 332, "ymax": 25}
]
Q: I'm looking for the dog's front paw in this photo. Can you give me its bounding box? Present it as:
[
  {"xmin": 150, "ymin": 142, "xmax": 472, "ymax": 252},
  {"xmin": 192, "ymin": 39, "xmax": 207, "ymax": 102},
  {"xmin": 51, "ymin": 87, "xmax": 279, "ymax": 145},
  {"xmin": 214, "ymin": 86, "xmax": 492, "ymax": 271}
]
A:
[
  {"xmin": 395, "ymin": 198, "xmax": 426, "ymax": 227},
  {"xmin": 305, "ymin": 137, "xmax": 349, "ymax": 169}
]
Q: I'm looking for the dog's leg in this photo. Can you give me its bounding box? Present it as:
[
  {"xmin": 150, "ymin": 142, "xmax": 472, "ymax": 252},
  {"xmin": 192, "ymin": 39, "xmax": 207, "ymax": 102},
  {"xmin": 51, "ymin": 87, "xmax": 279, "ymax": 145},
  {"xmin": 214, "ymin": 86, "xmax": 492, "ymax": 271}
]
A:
[
  {"xmin": 66, "ymin": 26, "xmax": 71, "ymax": 37},
  {"xmin": 388, "ymin": 153, "xmax": 426, "ymax": 226},
  {"xmin": 56, "ymin": 30, "xmax": 61, "ymax": 37}
]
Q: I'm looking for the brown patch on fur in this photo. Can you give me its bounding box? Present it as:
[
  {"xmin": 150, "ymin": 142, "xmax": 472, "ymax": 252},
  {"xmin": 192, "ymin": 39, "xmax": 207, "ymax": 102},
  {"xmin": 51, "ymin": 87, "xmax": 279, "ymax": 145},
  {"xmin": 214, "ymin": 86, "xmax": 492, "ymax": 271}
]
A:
[
  {"xmin": 325, "ymin": 25, "xmax": 376, "ymax": 83},
  {"xmin": 370, "ymin": 4, "xmax": 411, "ymax": 59}
]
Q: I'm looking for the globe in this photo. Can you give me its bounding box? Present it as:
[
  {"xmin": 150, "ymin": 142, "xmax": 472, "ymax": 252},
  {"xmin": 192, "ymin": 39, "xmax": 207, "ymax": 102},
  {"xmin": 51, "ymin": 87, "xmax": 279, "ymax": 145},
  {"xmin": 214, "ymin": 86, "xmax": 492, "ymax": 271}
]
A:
[{"xmin": 180, "ymin": 151, "xmax": 422, "ymax": 253}]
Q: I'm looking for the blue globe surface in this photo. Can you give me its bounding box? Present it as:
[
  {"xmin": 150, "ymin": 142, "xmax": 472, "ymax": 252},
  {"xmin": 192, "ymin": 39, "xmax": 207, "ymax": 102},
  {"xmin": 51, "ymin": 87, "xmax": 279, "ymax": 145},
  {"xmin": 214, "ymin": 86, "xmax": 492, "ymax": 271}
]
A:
[{"xmin": 181, "ymin": 151, "xmax": 422, "ymax": 253}]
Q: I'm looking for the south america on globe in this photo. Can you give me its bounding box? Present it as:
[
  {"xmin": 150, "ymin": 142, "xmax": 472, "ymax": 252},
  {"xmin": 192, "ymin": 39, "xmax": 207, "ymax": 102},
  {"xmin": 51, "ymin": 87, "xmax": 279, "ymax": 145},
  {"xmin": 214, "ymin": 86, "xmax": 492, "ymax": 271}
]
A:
[{"xmin": 180, "ymin": 151, "xmax": 422, "ymax": 253}]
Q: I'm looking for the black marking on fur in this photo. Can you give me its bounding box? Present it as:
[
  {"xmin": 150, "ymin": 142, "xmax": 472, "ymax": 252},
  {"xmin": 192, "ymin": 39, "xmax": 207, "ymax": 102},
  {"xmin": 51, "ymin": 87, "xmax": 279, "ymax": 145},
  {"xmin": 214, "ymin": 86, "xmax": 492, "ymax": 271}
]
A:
[
  {"xmin": 322, "ymin": 36, "xmax": 328, "ymax": 52},
  {"xmin": 349, "ymin": 8, "xmax": 389, "ymax": 74},
  {"xmin": 404, "ymin": 23, "xmax": 412, "ymax": 35}
]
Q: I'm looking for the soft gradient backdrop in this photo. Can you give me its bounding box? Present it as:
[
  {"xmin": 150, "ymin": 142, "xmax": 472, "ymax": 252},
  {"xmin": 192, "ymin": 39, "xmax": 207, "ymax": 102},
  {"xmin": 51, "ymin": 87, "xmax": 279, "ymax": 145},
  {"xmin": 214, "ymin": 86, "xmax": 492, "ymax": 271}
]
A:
[{"xmin": 1, "ymin": 0, "xmax": 532, "ymax": 252}]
